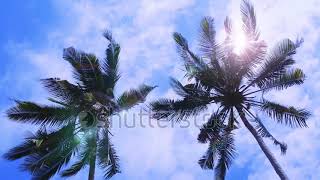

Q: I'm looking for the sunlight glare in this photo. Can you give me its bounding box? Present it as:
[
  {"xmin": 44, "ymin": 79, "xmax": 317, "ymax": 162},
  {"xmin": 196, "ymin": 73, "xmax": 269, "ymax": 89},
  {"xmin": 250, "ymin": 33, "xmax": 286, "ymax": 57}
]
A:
[{"xmin": 232, "ymin": 25, "xmax": 247, "ymax": 55}]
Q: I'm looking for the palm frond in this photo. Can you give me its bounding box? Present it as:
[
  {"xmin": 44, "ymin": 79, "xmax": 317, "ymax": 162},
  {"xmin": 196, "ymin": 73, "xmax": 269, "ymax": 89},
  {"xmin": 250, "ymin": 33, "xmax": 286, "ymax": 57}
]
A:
[
  {"xmin": 6, "ymin": 101, "xmax": 77, "ymax": 126},
  {"xmin": 253, "ymin": 117, "xmax": 287, "ymax": 154},
  {"xmin": 102, "ymin": 31, "xmax": 121, "ymax": 93},
  {"xmin": 63, "ymin": 47, "xmax": 105, "ymax": 92},
  {"xmin": 214, "ymin": 132, "xmax": 236, "ymax": 180},
  {"xmin": 241, "ymin": 0, "xmax": 259, "ymax": 40},
  {"xmin": 41, "ymin": 78, "xmax": 84, "ymax": 104},
  {"xmin": 98, "ymin": 130, "xmax": 120, "ymax": 179},
  {"xmin": 259, "ymin": 68, "xmax": 305, "ymax": 92},
  {"xmin": 198, "ymin": 141, "xmax": 218, "ymax": 170},
  {"xmin": 198, "ymin": 110, "xmax": 227, "ymax": 144},
  {"xmin": 117, "ymin": 84, "xmax": 156, "ymax": 110},
  {"xmin": 173, "ymin": 32, "xmax": 208, "ymax": 72},
  {"xmin": 60, "ymin": 133, "xmax": 96, "ymax": 177},
  {"xmin": 3, "ymin": 139, "xmax": 36, "ymax": 161},
  {"xmin": 260, "ymin": 100, "xmax": 310, "ymax": 128},
  {"xmin": 60, "ymin": 154, "xmax": 89, "ymax": 177},
  {"xmin": 170, "ymin": 78, "xmax": 209, "ymax": 98},
  {"xmin": 250, "ymin": 39, "xmax": 300, "ymax": 88},
  {"xmin": 199, "ymin": 17, "xmax": 219, "ymax": 59},
  {"xmin": 150, "ymin": 97, "xmax": 212, "ymax": 122},
  {"xmin": 19, "ymin": 124, "xmax": 79, "ymax": 179}
]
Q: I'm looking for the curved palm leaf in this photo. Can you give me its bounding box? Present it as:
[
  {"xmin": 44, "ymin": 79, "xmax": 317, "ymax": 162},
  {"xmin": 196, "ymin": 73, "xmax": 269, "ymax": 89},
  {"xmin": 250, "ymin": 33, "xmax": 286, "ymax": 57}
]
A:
[
  {"xmin": 117, "ymin": 84, "xmax": 156, "ymax": 110},
  {"xmin": 253, "ymin": 117, "xmax": 287, "ymax": 154},
  {"xmin": 260, "ymin": 100, "xmax": 310, "ymax": 128},
  {"xmin": 214, "ymin": 132, "xmax": 236, "ymax": 180},
  {"xmin": 63, "ymin": 47, "xmax": 105, "ymax": 92},
  {"xmin": 250, "ymin": 39, "xmax": 301, "ymax": 88},
  {"xmin": 259, "ymin": 68, "xmax": 305, "ymax": 92},
  {"xmin": 6, "ymin": 101, "xmax": 78, "ymax": 126},
  {"xmin": 98, "ymin": 129, "xmax": 120, "ymax": 179},
  {"xmin": 102, "ymin": 31, "xmax": 121, "ymax": 94},
  {"xmin": 41, "ymin": 78, "xmax": 84, "ymax": 105}
]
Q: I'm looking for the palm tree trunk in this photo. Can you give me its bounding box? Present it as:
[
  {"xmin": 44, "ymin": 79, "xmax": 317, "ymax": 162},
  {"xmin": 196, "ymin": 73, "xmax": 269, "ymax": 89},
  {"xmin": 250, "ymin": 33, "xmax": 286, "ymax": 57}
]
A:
[
  {"xmin": 236, "ymin": 107, "xmax": 289, "ymax": 180},
  {"xmin": 88, "ymin": 131, "xmax": 98, "ymax": 180},
  {"xmin": 88, "ymin": 153, "xmax": 96, "ymax": 180}
]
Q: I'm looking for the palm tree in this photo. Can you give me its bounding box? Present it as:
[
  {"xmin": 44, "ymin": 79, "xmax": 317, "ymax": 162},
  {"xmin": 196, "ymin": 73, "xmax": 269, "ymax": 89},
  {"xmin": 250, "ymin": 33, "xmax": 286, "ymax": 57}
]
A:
[
  {"xmin": 4, "ymin": 31, "xmax": 155, "ymax": 180},
  {"xmin": 150, "ymin": 1, "xmax": 309, "ymax": 179}
]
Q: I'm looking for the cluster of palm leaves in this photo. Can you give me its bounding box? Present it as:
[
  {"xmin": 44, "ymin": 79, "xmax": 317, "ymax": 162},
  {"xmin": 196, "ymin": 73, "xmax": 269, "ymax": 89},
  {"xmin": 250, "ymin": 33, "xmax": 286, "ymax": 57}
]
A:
[
  {"xmin": 150, "ymin": 1, "xmax": 310, "ymax": 179},
  {"xmin": 4, "ymin": 32, "xmax": 155, "ymax": 180}
]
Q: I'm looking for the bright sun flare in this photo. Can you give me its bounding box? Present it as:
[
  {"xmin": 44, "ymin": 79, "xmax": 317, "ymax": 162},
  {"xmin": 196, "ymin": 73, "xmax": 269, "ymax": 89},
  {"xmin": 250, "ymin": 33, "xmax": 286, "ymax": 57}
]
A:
[{"xmin": 232, "ymin": 27, "xmax": 247, "ymax": 55}]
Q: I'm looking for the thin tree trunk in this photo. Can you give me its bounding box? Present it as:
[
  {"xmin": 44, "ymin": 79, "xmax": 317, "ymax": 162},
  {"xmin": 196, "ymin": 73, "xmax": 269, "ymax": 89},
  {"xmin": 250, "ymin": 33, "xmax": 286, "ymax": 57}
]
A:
[
  {"xmin": 88, "ymin": 153, "xmax": 96, "ymax": 180},
  {"xmin": 88, "ymin": 132, "xmax": 98, "ymax": 180},
  {"xmin": 236, "ymin": 107, "xmax": 289, "ymax": 180}
]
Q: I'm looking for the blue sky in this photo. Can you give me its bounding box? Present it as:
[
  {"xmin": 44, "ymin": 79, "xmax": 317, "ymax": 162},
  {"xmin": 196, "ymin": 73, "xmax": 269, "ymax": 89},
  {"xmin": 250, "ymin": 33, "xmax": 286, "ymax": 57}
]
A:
[{"xmin": 1, "ymin": 0, "xmax": 320, "ymax": 179}]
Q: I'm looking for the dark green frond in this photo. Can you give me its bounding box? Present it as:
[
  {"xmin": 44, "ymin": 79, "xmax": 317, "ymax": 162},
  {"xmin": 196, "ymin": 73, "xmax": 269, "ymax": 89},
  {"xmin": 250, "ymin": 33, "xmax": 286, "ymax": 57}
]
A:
[
  {"xmin": 198, "ymin": 141, "xmax": 218, "ymax": 170},
  {"xmin": 63, "ymin": 47, "xmax": 105, "ymax": 92},
  {"xmin": 259, "ymin": 68, "xmax": 305, "ymax": 92},
  {"xmin": 102, "ymin": 31, "xmax": 121, "ymax": 92},
  {"xmin": 251, "ymin": 39, "xmax": 300, "ymax": 88},
  {"xmin": 150, "ymin": 97, "xmax": 212, "ymax": 122},
  {"xmin": 170, "ymin": 78, "xmax": 209, "ymax": 98},
  {"xmin": 199, "ymin": 17, "xmax": 218, "ymax": 58},
  {"xmin": 198, "ymin": 110, "xmax": 227, "ymax": 144},
  {"xmin": 60, "ymin": 135, "xmax": 95, "ymax": 177},
  {"xmin": 19, "ymin": 124, "xmax": 79, "ymax": 179},
  {"xmin": 98, "ymin": 130, "xmax": 120, "ymax": 179},
  {"xmin": 6, "ymin": 101, "xmax": 77, "ymax": 126},
  {"xmin": 41, "ymin": 78, "xmax": 84, "ymax": 104},
  {"xmin": 173, "ymin": 32, "xmax": 208, "ymax": 72},
  {"xmin": 253, "ymin": 117, "xmax": 287, "ymax": 154},
  {"xmin": 261, "ymin": 100, "xmax": 310, "ymax": 128},
  {"xmin": 241, "ymin": 0, "xmax": 258, "ymax": 40},
  {"xmin": 214, "ymin": 132, "xmax": 236, "ymax": 180},
  {"xmin": 3, "ymin": 139, "xmax": 36, "ymax": 161},
  {"xmin": 60, "ymin": 154, "xmax": 88, "ymax": 177},
  {"xmin": 117, "ymin": 84, "xmax": 156, "ymax": 110}
]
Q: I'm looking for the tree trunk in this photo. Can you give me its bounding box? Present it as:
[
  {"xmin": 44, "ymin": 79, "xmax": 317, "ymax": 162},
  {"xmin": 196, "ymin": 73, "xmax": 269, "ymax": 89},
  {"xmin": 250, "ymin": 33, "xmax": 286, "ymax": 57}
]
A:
[
  {"xmin": 236, "ymin": 107, "xmax": 289, "ymax": 180},
  {"xmin": 88, "ymin": 132, "xmax": 98, "ymax": 180},
  {"xmin": 88, "ymin": 153, "xmax": 96, "ymax": 180}
]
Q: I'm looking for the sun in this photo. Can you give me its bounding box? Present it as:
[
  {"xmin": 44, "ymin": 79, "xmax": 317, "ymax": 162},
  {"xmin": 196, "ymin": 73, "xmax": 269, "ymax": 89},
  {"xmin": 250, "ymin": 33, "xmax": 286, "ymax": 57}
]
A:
[{"xmin": 232, "ymin": 26, "xmax": 248, "ymax": 55}]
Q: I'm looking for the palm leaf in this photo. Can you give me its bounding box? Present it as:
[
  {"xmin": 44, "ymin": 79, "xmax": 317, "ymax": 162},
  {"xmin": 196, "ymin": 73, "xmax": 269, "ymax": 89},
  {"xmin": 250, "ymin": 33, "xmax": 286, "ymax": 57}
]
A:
[
  {"xmin": 41, "ymin": 78, "xmax": 84, "ymax": 104},
  {"xmin": 198, "ymin": 141, "xmax": 218, "ymax": 170},
  {"xmin": 260, "ymin": 100, "xmax": 310, "ymax": 128},
  {"xmin": 6, "ymin": 101, "xmax": 77, "ymax": 126},
  {"xmin": 199, "ymin": 17, "xmax": 218, "ymax": 58},
  {"xmin": 98, "ymin": 129, "xmax": 120, "ymax": 179},
  {"xmin": 214, "ymin": 132, "xmax": 236, "ymax": 180},
  {"xmin": 102, "ymin": 31, "xmax": 121, "ymax": 93},
  {"xmin": 259, "ymin": 68, "xmax": 305, "ymax": 92},
  {"xmin": 19, "ymin": 124, "xmax": 80, "ymax": 179},
  {"xmin": 63, "ymin": 47, "xmax": 105, "ymax": 92},
  {"xmin": 241, "ymin": 0, "xmax": 258, "ymax": 40},
  {"xmin": 250, "ymin": 39, "xmax": 300, "ymax": 88},
  {"xmin": 253, "ymin": 117, "xmax": 287, "ymax": 154},
  {"xmin": 150, "ymin": 97, "xmax": 212, "ymax": 122},
  {"xmin": 117, "ymin": 84, "xmax": 156, "ymax": 110},
  {"xmin": 198, "ymin": 110, "xmax": 227, "ymax": 144}
]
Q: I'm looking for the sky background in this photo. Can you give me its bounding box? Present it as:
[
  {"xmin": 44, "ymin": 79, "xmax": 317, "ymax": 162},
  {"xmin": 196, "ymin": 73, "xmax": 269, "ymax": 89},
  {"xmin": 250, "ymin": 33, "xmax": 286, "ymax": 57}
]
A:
[{"xmin": 1, "ymin": 0, "xmax": 320, "ymax": 179}]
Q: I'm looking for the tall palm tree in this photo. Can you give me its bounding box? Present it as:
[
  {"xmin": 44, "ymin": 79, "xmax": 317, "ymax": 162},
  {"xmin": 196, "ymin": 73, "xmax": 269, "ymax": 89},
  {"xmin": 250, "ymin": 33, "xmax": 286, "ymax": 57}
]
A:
[
  {"xmin": 4, "ymin": 31, "xmax": 155, "ymax": 180},
  {"xmin": 150, "ymin": 1, "xmax": 309, "ymax": 179}
]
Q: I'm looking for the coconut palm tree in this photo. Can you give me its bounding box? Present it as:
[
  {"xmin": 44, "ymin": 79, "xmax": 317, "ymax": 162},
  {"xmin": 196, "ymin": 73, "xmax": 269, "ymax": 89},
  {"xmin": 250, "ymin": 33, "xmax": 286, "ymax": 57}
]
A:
[
  {"xmin": 4, "ymin": 31, "xmax": 155, "ymax": 180},
  {"xmin": 150, "ymin": 1, "xmax": 309, "ymax": 179}
]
